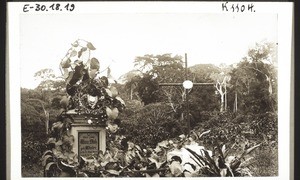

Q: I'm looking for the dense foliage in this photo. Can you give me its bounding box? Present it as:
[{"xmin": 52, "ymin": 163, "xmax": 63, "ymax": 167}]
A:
[
  {"xmin": 21, "ymin": 41, "xmax": 278, "ymax": 177},
  {"xmin": 42, "ymin": 112, "xmax": 263, "ymax": 177},
  {"xmin": 118, "ymin": 103, "xmax": 186, "ymax": 147}
]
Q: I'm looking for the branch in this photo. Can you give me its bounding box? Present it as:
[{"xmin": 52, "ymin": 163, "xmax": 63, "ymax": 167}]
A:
[
  {"xmin": 215, "ymin": 82, "xmax": 222, "ymax": 92},
  {"xmin": 247, "ymin": 66, "xmax": 272, "ymax": 82},
  {"xmin": 246, "ymin": 66, "xmax": 267, "ymax": 76},
  {"xmin": 163, "ymin": 89, "xmax": 177, "ymax": 112}
]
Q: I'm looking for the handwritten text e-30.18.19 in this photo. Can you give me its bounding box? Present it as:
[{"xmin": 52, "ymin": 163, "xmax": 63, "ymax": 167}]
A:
[{"xmin": 23, "ymin": 3, "xmax": 75, "ymax": 12}]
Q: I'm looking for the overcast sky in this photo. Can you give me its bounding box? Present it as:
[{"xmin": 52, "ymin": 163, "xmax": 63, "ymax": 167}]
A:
[{"xmin": 20, "ymin": 13, "xmax": 277, "ymax": 89}]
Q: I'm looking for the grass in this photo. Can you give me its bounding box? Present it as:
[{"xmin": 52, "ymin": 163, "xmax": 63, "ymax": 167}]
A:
[{"xmin": 251, "ymin": 146, "xmax": 278, "ymax": 176}]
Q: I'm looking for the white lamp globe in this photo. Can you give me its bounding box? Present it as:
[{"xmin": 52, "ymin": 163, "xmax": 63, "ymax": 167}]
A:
[{"xmin": 183, "ymin": 80, "xmax": 193, "ymax": 89}]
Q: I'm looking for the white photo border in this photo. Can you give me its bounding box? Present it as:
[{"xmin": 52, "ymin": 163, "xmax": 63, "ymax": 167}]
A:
[{"xmin": 7, "ymin": 1, "xmax": 293, "ymax": 180}]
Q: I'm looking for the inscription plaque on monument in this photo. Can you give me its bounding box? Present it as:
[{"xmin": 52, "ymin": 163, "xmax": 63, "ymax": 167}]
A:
[{"xmin": 78, "ymin": 132, "xmax": 99, "ymax": 157}]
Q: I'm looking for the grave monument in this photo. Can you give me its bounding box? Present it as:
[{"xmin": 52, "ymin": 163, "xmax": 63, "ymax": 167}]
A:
[{"xmin": 43, "ymin": 40, "xmax": 125, "ymax": 176}]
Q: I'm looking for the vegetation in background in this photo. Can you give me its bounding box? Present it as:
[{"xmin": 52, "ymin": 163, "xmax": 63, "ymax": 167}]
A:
[{"xmin": 21, "ymin": 41, "xmax": 278, "ymax": 177}]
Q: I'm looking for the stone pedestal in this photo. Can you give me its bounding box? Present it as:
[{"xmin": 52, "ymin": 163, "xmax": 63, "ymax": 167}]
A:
[{"xmin": 67, "ymin": 111, "xmax": 106, "ymax": 158}]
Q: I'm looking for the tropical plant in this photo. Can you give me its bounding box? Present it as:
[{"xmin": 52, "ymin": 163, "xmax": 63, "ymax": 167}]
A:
[
  {"xmin": 42, "ymin": 119, "xmax": 261, "ymax": 177},
  {"xmin": 186, "ymin": 143, "xmax": 261, "ymax": 177}
]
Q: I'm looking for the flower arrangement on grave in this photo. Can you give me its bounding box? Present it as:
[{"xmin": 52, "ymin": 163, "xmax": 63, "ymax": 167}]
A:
[
  {"xmin": 42, "ymin": 40, "xmax": 126, "ymax": 177},
  {"xmin": 59, "ymin": 39, "xmax": 125, "ymax": 127}
]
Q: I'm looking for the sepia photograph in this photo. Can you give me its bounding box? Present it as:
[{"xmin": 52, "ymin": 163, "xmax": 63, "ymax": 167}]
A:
[{"xmin": 7, "ymin": 2, "xmax": 293, "ymax": 179}]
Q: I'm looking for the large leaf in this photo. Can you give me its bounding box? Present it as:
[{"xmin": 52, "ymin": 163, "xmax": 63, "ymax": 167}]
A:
[
  {"xmin": 185, "ymin": 148, "xmax": 204, "ymax": 164},
  {"xmin": 51, "ymin": 121, "xmax": 64, "ymax": 131},
  {"xmin": 64, "ymin": 71, "xmax": 74, "ymax": 85},
  {"xmin": 42, "ymin": 155, "xmax": 54, "ymax": 166},
  {"xmin": 199, "ymin": 130, "xmax": 211, "ymax": 138},
  {"xmin": 59, "ymin": 159, "xmax": 76, "ymax": 168},
  {"xmin": 70, "ymin": 50, "xmax": 77, "ymax": 57},
  {"xmin": 189, "ymin": 155, "xmax": 204, "ymax": 167},
  {"xmin": 202, "ymin": 149, "xmax": 220, "ymax": 175},
  {"xmin": 216, "ymin": 145, "xmax": 225, "ymax": 160},
  {"xmin": 220, "ymin": 168, "xmax": 227, "ymax": 177},
  {"xmin": 110, "ymin": 86, "xmax": 119, "ymax": 98},
  {"xmin": 45, "ymin": 162, "xmax": 57, "ymax": 171},
  {"xmin": 185, "ymin": 148, "xmax": 219, "ymax": 176},
  {"xmin": 87, "ymin": 42, "xmax": 96, "ymax": 50},
  {"xmin": 229, "ymin": 157, "xmax": 241, "ymax": 170},
  {"xmin": 55, "ymin": 140, "xmax": 63, "ymax": 146},
  {"xmin": 78, "ymin": 49, "xmax": 83, "ymax": 58},
  {"xmin": 62, "ymin": 68, "xmax": 70, "ymax": 79},
  {"xmin": 65, "ymin": 152, "xmax": 77, "ymax": 165},
  {"xmin": 239, "ymin": 157, "xmax": 254, "ymax": 168},
  {"xmin": 239, "ymin": 143, "xmax": 261, "ymax": 159},
  {"xmin": 89, "ymin": 69, "xmax": 98, "ymax": 79},
  {"xmin": 61, "ymin": 58, "xmax": 71, "ymax": 68},
  {"xmin": 90, "ymin": 57, "xmax": 100, "ymax": 70},
  {"xmin": 46, "ymin": 138, "xmax": 56, "ymax": 145},
  {"xmin": 42, "ymin": 150, "xmax": 53, "ymax": 159},
  {"xmin": 77, "ymin": 47, "xmax": 88, "ymax": 58},
  {"xmin": 71, "ymin": 41, "xmax": 79, "ymax": 47},
  {"xmin": 60, "ymin": 96, "xmax": 69, "ymax": 109}
]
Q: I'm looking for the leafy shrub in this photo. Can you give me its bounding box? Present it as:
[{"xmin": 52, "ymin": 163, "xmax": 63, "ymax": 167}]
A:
[
  {"xmin": 119, "ymin": 103, "xmax": 185, "ymax": 148},
  {"xmin": 22, "ymin": 123, "xmax": 48, "ymax": 169},
  {"xmin": 39, "ymin": 105, "xmax": 277, "ymax": 177},
  {"xmin": 43, "ymin": 121, "xmax": 261, "ymax": 177},
  {"xmin": 191, "ymin": 111, "xmax": 278, "ymax": 176},
  {"xmin": 248, "ymin": 112, "xmax": 278, "ymax": 141},
  {"xmin": 194, "ymin": 111, "xmax": 277, "ymax": 148},
  {"xmin": 118, "ymin": 99, "xmax": 143, "ymax": 119}
]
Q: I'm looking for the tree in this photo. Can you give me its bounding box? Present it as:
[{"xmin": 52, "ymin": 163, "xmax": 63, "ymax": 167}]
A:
[
  {"xmin": 246, "ymin": 42, "xmax": 277, "ymax": 97},
  {"xmin": 188, "ymin": 64, "xmax": 219, "ymax": 119},
  {"xmin": 136, "ymin": 74, "xmax": 162, "ymax": 105},
  {"xmin": 22, "ymin": 68, "xmax": 67, "ymax": 136},
  {"xmin": 229, "ymin": 42, "xmax": 277, "ymax": 113},
  {"xmin": 33, "ymin": 68, "xmax": 65, "ymax": 106},
  {"xmin": 25, "ymin": 98, "xmax": 50, "ymax": 134},
  {"xmin": 34, "ymin": 68, "xmax": 56, "ymax": 89},
  {"xmin": 122, "ymin": 70, "xmax": 143, "ymax": 100},
  {"xmin": 211, "ymin": 73, "xmax": 230, "ymax": 112},
  {"xmin": 189, "ymin": 64, "xmax": 220, "ymax": 82},
  {"xmin": 134, "ymin": 53, "xmax": 184, "ymax": 83},
  {"xmin": 133, "ymin": 54, "xmax": 185, "ymax": 106},
  {"xmin": 209, "ymin": 64, "xmax": 232, "ymax": 112}
]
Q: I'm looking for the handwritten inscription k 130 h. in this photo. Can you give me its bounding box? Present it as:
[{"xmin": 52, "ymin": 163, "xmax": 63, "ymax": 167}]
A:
[{"xmin": 222, "ymin": 2, "xmax": 255, "ymax": 12}]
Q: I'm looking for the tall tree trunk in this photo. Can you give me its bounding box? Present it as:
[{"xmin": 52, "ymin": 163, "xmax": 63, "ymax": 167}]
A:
[
  {"xmin": 220, "ymin": 94, "xmax": 224, "ymax": 112},
  {"xmin": 224, "ymin": 83, "xmax": 227, "ymax": 111},
  {"xmin": 233, "ymin": 91, "xmax": 238, "ymax": 113},
  {"xmin": 266, "ymin": 75, "xmax": 272, "ymax": 95}
]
